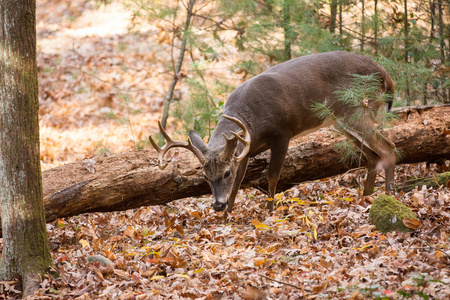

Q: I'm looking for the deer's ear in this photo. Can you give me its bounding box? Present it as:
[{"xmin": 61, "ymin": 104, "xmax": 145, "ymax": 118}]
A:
[{"xmin": 189, "ymin": 130, "xmax": 208, "ymax": 154}]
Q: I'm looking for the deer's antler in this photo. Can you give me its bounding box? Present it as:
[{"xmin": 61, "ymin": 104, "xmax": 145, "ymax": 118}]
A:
[
  {"xmin": 221, "ymin": 115, "xmax": 251, "ymax": 162},
  {"xmin": 149, "ymin": 121, "xmax": 206, "ymax": 170}
]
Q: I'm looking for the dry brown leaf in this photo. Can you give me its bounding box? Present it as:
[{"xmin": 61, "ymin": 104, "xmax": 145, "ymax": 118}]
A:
[
  {"xmin": 199, "ymin": 228, "xmax": 213, "ymax": 240},
  {"xmin": 113, "ymin": 269, "xmax": 130, "ymax": 279},
  {"xmin": 403, "ymin": 218, "xmax": 421, "ymax": 230},
  {"xmin": 142, "ymin": 268, "xmax": 158, "ymax": 278},
  {"xmin": 411, "ymin": 193, "xmax": 424, "ymax": 207},
  {"xmin": 241, "ymin": 285, "xmax": 266, "ymax": 300},
  {"xmin": 122, "ymin": 225, "xmax": 135, "ymax": 238},
  {"xmin": 441, "ymin": 228, "xmax": 448, "ymax": 242}
]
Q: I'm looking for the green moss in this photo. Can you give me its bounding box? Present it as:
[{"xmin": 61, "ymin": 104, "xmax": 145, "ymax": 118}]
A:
[
  {"xmin": 369, "ymin": 194, "xmax": 418, "ymax": 233},
  {"xmin": 399, "ymin": 172, "xmax": 450, "ymax": 192}
]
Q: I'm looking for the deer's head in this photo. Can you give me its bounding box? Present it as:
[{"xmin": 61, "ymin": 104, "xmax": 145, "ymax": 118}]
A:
[{"xmin": 150, "ymin": 116, "xmax": 250, "ymax": 212}]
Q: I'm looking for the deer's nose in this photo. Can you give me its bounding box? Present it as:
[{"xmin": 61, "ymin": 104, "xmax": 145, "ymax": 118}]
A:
[{"xmin": 213, "ymin": 202, "xmax": 227, "ymax": 212}]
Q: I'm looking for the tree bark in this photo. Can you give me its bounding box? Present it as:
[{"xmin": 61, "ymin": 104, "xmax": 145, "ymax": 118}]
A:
[
  {"xmin": 360, "ymin": 0, "xmax": 365, "ymax": 51},
  {"xmin": 329, "ymin": 0, "xmax": 338, "ymax": 34},
  {"xmin": 283, "ymin": 0, "xmax": 292, "ymax": 61},
  {"xmin": 374, "ymin": 0, "xmax": 378, "ymax": 55},
  {"xmin": 0, "ymin": 0, "xmax": 52, "ymax": 296},
  {"xmin": 437, "ymin": 0, "xmax": 445, "ymax": 63},
  {"xmin": 404, "ymin": 0, "xmax": 411, "ymax": 106},
  {"xmin": 33, "ymin": 105, "xmax": 450, "ymax": 222}
]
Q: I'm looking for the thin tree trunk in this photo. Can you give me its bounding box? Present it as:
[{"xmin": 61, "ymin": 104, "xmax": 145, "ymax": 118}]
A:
[
  {"xmin": 404, "ymin": 0, "xmax": 409, "ymax": 62},
  {"xmin": 429, "ymin": 0, "xmax": 436, "ymax": 44},
  {"xmin": 374, "ymin": 0, "xmax": 378, "ymax": 55},
  {"xmin": 360, "ymin": 0, "xmax": 365, "ymax": 51},
  {"xmin": 0, "ymin": 0, "xmax": 52, "ymax": 296},
  {"xmin": 283, "ymin": 0, "xmax": 291, "ymax": 61},
  {"xmin": 160, "ymin": 0, "xmax": 196, "ymax": 132},
  {"xmin": 404, "ymin": 0, "xmax": 411, "ymax": 105},
  {"xmin": 339, "ymin": 0, "xmax": 343, "ymax": 47},
  {"xmin": 330, "ymin": 0, "xmax": 338, "ymax": 34},
  {"xmin": 438, "ymin": 0, "xmax": 445, "ymax": 63},
  {"xmin": 422, "ymin": 1, "xmax": 437, "ymax": 106}
]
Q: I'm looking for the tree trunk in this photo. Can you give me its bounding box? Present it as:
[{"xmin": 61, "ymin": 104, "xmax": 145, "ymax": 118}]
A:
[
  {"xmin": 339, "ymin": 0, "xmax": 343, "ymax": 47},
  {"xmin": 404, "ymin": 0, "xmax": 409, "ymax": 63},
  {"xmin": 374, "ymin": 0, "xmax": 378, "ymax": 55},
  {"xmin": 360, "ymin": 0, "xmax": 365, "ymax": 51},
  {"xmin": 437, "ymin": 0, "xmax": 445, "ymax": 63},
  {"xmin": 160, "ymin": 0, "xmax": 196, "ymax": 133},
  {"xmin": 0, "ymin": 0, "xmax": 52, "ymax": 297},
  {"xmin": 329, "ymin": 0, "xmax": 338, "ymax": 34},
  {"xmin": 404, "ymin": 0, "xmax": 411, "ymax": 106},
  {"xmin": 283, "ymin": 0, "xmax": 291, "ymax": 61},
  {"xmin": 23, "ymin": 104, "xmax": 448, "ymax": 222}
]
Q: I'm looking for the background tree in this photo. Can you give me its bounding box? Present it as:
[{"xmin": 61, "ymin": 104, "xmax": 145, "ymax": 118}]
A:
[{"xmin": 0, "ymin": 0, "xmax": 52, "ymax": 296}]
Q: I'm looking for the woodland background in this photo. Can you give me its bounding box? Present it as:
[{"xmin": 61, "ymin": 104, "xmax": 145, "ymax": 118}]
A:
[{"xmin": 2, "ymin": 0, "xmax": 450, "ymax": 299}]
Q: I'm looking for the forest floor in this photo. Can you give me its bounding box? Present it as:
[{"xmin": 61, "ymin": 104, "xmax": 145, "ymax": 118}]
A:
[{"xmin": 2, "ymin": 1, "xmax": 450, "ymax": 299}]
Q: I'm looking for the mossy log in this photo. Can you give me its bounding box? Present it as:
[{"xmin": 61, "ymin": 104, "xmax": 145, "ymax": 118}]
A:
[{"xmin": 396, "ymin": 172, "xmax": 450, "ymax": 192}]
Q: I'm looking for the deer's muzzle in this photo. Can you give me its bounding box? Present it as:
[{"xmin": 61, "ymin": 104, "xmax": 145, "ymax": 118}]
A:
[{"xmin": 213, "ymin": 201, "xmax": 227, "ymax": 212}]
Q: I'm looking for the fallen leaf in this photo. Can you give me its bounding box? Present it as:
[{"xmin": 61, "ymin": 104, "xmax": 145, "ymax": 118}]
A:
[
  {"xmin": 241, "ymin": 285, "xmax": 266, "ymax": 300},
  {"xmin": 113, "ymin": 269, "xmax": 130, "ymax": 279},
  {"xmin": 250, "ymin": 219, "xmax": 271, "ymax": 230},
  {"xmin": 79, "ymin": 239, "xmax": 90, "ymax": 249},
  {"xmin": 403, "ymin": 218, "xmax": 421, "ymax": 230}
]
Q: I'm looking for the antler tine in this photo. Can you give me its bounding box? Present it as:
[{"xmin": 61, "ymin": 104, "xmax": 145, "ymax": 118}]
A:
[
  {"xmin": 149, "ymin": 135, "xmax": 168, "ymax": 170},
  {"xmin": 157, "ymin": 120, "xmax": 174, "ymax": 144},
  {"xmin": 222, "ymin": 115, "xmax": 251, "ymax": 161},
  {"xmin": 149, "ymin": 121, "xmax": 206, "ymax": 169},
  {"xmin": 220, "ymin": 132, "xmax": 238, "ymax": 162}
]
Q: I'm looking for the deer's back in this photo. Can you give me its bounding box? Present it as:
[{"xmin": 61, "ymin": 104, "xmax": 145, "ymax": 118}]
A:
[{"xmin": 221, "ymin": 51, "xmax": 392, "ymax": 155}]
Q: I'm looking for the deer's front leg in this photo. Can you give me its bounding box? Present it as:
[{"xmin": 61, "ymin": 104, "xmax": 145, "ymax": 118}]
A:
[
  {"xmin": 227, "ymin": 157, "xmax": 249, "ymax": 213},
  {"xmin": 267, "ymin": 140, "xmax": 290, "ymax": 211}
]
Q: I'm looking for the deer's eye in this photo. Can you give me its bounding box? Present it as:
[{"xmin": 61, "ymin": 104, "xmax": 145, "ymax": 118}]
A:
[{"xmin": 224, "ymin": 170, "xmax": 231, "ymax": 178}]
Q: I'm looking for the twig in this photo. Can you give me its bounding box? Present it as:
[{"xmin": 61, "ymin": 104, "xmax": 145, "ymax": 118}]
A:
[{"xmin": 260, "ymin": 274, "xmax": 302, "ymax": 290}]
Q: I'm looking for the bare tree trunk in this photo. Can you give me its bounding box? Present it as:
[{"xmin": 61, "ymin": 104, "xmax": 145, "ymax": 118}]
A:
[
  {"xmin": 404, "ymin": 0, "xmax": 409, "ymax": 63},
  {"xmin": 430, "ymin": 0, "xmax": 436, "ymax": 44},
  {"xmin": 283, "ymin": 0, "xmax": 291, "ymax": 61},
  {"xmin": 423, "ymin": 1, "xmax": 437, "ymax": 106},
  {"xmin": 0, "ymin": 105, "xmax": 441, "ymax": 225},
  {"xmin": 404, "ymin": 0, "xmax": 411, "ymax": 106},
  {"xmin": 374, "ymin": 0, "xmax": 378, "ymax": 55},
  {"xmin": 339, "ymin": 0, "xmax": 343, "ymax": 47},
  {"xmin": 438, "ymin": 0, "xmax": 445, "ymax": 63},
  {"xmin": 160, "ymin": 0, "xmax": 196, "ymax": 132},
  {"xmin": 330, "ymin": 0, "xmax": 338, "ymax": 34},
  {"xmin": 0, "ymin": 0, "xmax": 52, "ymax": 296},
  {"xmin": 360, "ymin": 0, "xmax": 365, "ymax": 51}
]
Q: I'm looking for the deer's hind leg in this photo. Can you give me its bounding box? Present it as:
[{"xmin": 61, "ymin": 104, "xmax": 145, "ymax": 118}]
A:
[{"xmin": 341, "ymin": 120, "xmax": 397, "ymax": 195}]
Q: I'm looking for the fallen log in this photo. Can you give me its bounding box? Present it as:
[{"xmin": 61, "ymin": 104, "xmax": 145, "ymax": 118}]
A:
[
  {"xmin": 396, "ymin": 171, "xmax": 450, "ymax": 192},
  {"xmin": 38, "ymin": 104, "xmax": 450, "ymax": 222}
]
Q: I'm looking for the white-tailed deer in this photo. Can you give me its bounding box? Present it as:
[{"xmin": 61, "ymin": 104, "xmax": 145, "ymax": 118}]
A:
[{"xmin": 150, "ymin": 51, "xmax": 397, "ymax": 212}]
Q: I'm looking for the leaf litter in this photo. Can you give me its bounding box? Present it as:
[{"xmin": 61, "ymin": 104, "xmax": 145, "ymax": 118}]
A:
[{"xmin": 31, "ymin": 172, "xmax": 449, "ymax": 299}]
